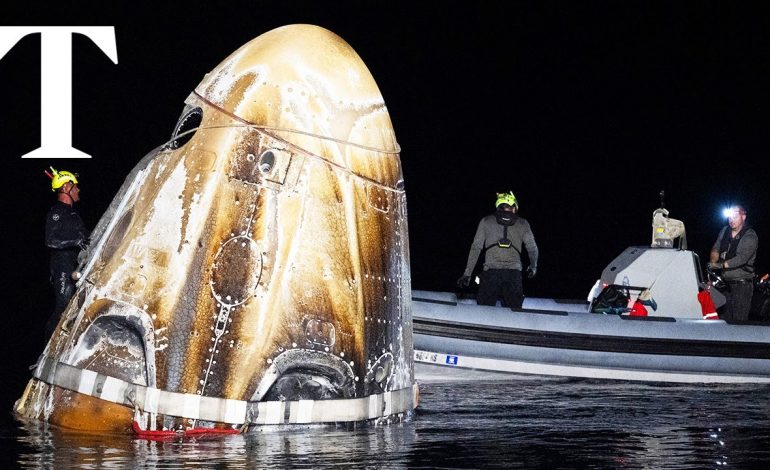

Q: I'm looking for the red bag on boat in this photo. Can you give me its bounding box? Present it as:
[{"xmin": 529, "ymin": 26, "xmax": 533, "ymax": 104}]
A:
[
  {"xmin": 698, "ymin": 290, "xmax": 719, "ymax": 320},
  {"xmin": 630, "ymin": 300, "xmax": 648, "ymax": 317}
]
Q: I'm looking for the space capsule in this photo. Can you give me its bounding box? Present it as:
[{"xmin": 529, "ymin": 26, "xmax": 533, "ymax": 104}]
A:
[{"xmin": 15, "ymin": 24, "xmax": 417, "ymax": 434}]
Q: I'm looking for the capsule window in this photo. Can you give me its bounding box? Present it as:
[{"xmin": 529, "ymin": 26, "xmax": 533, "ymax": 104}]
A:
[{"xmin": 168, "ymin": 106, "xmax": 203, "ymax": 149}]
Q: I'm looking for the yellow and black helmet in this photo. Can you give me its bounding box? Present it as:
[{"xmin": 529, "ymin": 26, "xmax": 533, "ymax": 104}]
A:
[
  {"xmin": 495, "ymin": 191, "xmax": 517, "ymax": 209},
  {"xmin": 46, "ymin": 167, "xmax": 79, "ymax": 191}
]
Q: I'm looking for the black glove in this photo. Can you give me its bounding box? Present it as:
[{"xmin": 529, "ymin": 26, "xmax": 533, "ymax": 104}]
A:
[
  {"xmin": 78, "ymin": 236, "xmax": 91, "ymax": 250},
  {"xmin": 526, "ymin": 266, "xmax": 537, "ymax": 279},
  {"xmin": 457, "ymin": 275, "xmax": 471, "ymax": 288}
]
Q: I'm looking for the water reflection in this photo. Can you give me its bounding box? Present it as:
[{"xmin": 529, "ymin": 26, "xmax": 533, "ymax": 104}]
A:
[
  {"xmin": 8, "ymin": 380, "xmax": 770, "ymax": 468},
  {"xmin": 13, "ymin": 417, "xmax": 419, "ymax": 469}
]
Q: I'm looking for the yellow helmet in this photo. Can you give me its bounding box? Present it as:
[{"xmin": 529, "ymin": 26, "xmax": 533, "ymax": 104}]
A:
[
  {"xmin": 495, "ymin": 191, "xmax": 517, "ymax": 209},
  {"xmin": 46, "ymin": 167, "xmax": 79, "ymax": 191}
]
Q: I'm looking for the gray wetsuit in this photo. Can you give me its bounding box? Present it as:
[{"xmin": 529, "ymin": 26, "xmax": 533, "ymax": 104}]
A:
[{"xmin": 462, "ymin": 214, "xmax": 538, "ymax": 308}]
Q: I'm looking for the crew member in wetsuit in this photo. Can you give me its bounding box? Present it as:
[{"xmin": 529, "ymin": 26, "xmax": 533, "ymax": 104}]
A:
[
  {"xmin": 709, "ymin": 204, "xmax": 758, "ymax": 321},
  {"xmin": 44, "ymin": 167, "xmax": 89, "ymax": 341},
  {"xmin": 457, "ymin": 191, "xmax": 538, "ymax": 309}
]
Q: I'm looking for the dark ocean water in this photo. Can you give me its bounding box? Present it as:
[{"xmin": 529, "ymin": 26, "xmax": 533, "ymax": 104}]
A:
[{"xmin": 3, "ymin": 374, "xmax": 770, "ymax": 469}]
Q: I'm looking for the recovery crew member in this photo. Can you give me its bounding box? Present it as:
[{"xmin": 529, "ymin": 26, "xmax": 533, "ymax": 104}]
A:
[
  {"xmin": 708, "ymin": 204, "xmax": 758, "ymax": 321},
  {"xmin": 44, "ymin": 167, "xmax": 89, "ymax": 341},
  {"xmin": 457, "ymin": 191, "xmax": 538, "ymax": 309}
]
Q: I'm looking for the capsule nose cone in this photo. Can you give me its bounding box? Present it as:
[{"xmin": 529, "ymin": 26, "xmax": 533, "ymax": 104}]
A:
[{"xmin": 195, "ymin": 24, "xmax": 398, "ymax": 154}]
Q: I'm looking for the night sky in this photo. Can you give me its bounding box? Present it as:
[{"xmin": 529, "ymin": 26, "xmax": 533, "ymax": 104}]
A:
[{"xmin": 2, "ymin": 2, "xmax": 770, "ymax": 410}]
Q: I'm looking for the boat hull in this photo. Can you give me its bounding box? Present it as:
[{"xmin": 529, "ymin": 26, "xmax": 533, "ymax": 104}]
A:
[{"xmin": 412, "ymin": 291, "xmax": 770, "ymax": 383}]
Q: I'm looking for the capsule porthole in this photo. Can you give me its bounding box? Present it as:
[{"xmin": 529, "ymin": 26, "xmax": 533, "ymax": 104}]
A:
[{"xmin": 168, "ymin": 106, "xmax": 203, "ymax": 149}]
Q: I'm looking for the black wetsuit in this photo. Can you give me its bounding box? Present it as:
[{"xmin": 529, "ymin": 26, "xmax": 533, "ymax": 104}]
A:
[{"xmin": 45, "ymin": 201, "xmax": 89, "ymax": 340}]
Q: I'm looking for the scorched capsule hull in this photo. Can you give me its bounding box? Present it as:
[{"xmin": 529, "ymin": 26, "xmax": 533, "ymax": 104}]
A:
[{"xmin": 15, "ymin": 24, "xmax": 417, "ymax": 433}]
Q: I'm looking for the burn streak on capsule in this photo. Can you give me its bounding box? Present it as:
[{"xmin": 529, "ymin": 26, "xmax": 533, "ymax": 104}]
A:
[{"xmin": 15, "ymin": 24, "xmax": 417, "ymax": 433}]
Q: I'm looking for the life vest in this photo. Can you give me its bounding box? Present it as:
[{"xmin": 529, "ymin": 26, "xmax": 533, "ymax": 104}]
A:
[
  {"xmin": 718, "ymin": 225, "xmax": 756, "ymax": 274},
  {"xmin": 697, "ymin": 290, "xmax": 719, "ymax": 320}
]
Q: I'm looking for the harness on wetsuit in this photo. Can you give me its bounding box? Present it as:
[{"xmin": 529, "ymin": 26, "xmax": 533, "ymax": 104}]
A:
[{"xmin": 495, "ymin": 209, "xmax": 517, "ymax": 248}]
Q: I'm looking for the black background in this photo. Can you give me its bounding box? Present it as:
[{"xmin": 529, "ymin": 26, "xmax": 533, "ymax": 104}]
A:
[{"xmin": 2, "ymin": 1, "xmax": 770, "ymax": 424}]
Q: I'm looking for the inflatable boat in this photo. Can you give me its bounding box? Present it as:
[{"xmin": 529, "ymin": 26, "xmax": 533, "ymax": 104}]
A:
[{"xmin": 412, "ymin": 207, "xmax": 770, "ymax": 383}]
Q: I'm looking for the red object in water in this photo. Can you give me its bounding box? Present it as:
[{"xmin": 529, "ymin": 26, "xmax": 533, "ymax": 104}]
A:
[{"xmin": 132, "ymin": 421, "xmax": 240, "ymax": 440}]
